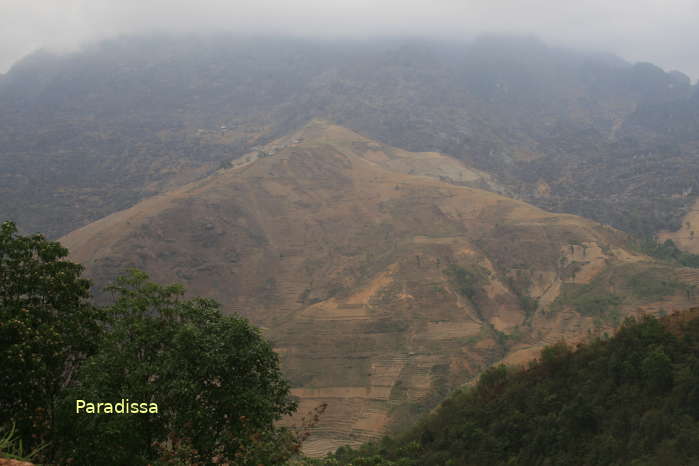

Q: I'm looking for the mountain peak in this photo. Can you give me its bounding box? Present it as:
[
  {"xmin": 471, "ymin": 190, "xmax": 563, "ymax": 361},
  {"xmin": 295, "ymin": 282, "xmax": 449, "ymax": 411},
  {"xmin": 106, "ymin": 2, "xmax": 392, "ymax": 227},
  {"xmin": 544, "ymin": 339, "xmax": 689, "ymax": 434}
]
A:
[
  {"xmin": 263, "ymin": 119, "xmax": 371, "ymax": 153},
  {"xmin": 58, "ymin": 123, "xmax": 697, "ymax": 456},
  {"xmin": 242, "ymin": 120, "xmax": 504, "ymax": 193}
]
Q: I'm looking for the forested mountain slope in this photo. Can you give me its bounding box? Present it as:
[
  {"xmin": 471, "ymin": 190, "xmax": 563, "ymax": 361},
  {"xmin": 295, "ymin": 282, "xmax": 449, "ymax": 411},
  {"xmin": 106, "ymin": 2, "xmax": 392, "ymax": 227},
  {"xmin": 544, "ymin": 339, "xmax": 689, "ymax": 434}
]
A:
[
  {"xmin": 1, "ymin": 35, "xmax": 698, "ymax": 239},
  {"xmin": 322, "ymin": 309, "xmax": 699, "ymax": 466}
]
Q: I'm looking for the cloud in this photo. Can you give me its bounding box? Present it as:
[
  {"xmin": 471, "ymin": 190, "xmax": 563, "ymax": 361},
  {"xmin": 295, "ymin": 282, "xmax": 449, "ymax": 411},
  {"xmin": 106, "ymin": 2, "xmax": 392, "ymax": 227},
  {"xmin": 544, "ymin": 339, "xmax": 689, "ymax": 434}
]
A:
[{"xmin": 1, "ymin": 0, "xmax": 698, "ymax": 79}]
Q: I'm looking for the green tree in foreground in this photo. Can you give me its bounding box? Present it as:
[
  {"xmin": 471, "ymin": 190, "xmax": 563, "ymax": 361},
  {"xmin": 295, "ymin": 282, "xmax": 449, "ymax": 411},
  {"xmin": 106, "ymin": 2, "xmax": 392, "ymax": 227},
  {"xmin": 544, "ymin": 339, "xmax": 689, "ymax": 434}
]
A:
[
  {"xmin": 57, "ymin": 270, "xmax": 298, "ymax": 465},
  {"xmin": 1, "ymin": 222, "xmax": 299, "ymax": 464},
  {"xmin": 0, "ymin": 221, "xmax": 102, "ymax": 454}
]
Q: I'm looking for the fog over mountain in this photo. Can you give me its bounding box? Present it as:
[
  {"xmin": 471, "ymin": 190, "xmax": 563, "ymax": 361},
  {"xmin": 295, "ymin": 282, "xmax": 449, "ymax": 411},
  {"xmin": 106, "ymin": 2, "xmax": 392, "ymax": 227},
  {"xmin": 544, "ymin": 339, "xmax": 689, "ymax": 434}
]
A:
[
  {"xmin": 1, "ymin": 34, "xmax": 698, "ymax": 240},
  {"xmin": 2, "ymin": 0, "xmax": 699, "ymax": 80},
  {"xmin": 4, "ymin": 3, "xmax": 699, "ymax": 462}
]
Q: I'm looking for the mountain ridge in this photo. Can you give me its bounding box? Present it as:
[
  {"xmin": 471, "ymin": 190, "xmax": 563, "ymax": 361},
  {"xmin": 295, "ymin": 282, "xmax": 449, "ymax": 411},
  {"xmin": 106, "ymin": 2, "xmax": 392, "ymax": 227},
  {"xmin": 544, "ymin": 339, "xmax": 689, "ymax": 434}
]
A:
[
  {"xmin": 3, "ymin": 35, "xmax": 699, "ymax": 240},
  {"xmin": 59, "ymin": 121, "xmax": 699, "ymax": 455}
]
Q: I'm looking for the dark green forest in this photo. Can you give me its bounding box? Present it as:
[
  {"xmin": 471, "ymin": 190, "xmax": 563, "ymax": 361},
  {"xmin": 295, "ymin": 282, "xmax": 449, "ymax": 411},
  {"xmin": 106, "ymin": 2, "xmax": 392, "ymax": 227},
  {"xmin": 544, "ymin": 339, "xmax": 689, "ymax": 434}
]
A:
[
  {"xmin": 310, "ymin": 310, "xmax": 699, "ymax": 466},
  {"xmin": 0, "ymin": 221, "xmax": 299, "ymax": 464},
  {"xmin": 639, "ymin": 238, "xmax": 699, "ymax": 268}
]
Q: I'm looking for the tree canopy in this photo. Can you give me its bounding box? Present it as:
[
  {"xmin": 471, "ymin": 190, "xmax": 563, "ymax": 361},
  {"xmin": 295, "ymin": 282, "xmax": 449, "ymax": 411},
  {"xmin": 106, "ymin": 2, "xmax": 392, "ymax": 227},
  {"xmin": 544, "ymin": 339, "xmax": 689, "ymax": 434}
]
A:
[
  {"xmin": 1, "ymin": 222, "xmax": 298, "ymax": 464},
  {"xmin": 315, "ymin": 312, "xmax": 699, "ymax": 466},
  {"xmin": 57, "ymin": 270, "xmax": 297, "ymax": 464},
  {"xmin": 0, "ymin": 221, "xmax": 101, "ymax": 453}
]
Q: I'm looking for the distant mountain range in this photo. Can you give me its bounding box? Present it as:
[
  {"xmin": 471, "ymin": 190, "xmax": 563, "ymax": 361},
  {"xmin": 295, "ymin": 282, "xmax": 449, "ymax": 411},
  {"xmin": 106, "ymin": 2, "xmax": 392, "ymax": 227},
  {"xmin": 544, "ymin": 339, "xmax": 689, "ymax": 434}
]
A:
[{"xmin": 1, "ymin": 35, "xmax": 698, "ymax": 239}]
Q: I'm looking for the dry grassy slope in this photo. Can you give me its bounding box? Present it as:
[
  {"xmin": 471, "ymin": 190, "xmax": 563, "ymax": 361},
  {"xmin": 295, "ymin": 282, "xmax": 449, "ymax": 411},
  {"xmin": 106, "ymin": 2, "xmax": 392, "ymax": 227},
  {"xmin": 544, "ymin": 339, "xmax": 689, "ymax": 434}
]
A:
[{"xmin": 60, "ymin": 120, "xmax": 698, "ymax": 456}]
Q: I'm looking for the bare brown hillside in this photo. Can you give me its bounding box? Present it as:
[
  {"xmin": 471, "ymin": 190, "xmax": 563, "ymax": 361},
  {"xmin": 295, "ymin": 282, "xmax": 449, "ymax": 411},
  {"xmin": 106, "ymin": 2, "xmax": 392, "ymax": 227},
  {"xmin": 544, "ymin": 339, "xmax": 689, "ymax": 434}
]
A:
[{"xmin": 60, "ymin": 120, "xmax": 699, "ymax": 456}]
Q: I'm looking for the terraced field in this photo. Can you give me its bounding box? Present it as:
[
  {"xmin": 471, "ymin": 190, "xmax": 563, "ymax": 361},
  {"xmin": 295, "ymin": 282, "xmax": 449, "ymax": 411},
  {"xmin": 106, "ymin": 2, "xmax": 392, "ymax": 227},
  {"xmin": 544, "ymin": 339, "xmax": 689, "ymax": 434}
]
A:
[{"xmin": 60, "ymin": 121, "xmax": 699, "ymax": 455}]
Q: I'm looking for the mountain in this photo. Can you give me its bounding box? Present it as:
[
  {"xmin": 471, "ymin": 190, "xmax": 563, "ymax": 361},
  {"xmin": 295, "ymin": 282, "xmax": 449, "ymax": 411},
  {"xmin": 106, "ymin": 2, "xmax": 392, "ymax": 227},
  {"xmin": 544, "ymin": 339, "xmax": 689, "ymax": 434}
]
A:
[
  {"xmin": 60, "ymin": 121, "xmax": 699, "ymax": 455},
  {"xmin": 2, "ymin": 35, "xmax": 699, "ymax": 240},
  {"xmin": 326, "ymin": 308, "xmax": 699, "ymax": 466}
]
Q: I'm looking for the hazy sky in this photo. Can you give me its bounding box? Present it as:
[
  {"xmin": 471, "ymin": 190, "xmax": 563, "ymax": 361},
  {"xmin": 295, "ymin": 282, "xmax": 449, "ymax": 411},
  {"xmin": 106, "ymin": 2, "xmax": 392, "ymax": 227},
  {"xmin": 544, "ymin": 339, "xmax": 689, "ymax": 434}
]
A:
[{"xmin": 2, "ymin": 0, "xmax": 699, "ymax": 80}]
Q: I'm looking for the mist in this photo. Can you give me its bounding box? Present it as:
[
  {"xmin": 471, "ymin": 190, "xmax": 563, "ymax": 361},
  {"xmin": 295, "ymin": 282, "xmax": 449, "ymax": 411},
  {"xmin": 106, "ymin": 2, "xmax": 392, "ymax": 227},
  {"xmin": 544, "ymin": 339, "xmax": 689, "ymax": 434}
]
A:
[{"xmin": 2, "ymin": 0, "xmax": 699, "ymax": 80}]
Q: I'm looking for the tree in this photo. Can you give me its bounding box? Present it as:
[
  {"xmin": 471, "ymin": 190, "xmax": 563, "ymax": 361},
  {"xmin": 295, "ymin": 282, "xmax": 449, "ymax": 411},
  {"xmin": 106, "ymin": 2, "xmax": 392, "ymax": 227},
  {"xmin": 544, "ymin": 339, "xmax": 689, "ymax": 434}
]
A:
[
  {"xmin": 641, "ymin": 346, "xmax": 673, "ymax": 393},
  {"xmin": 0, "ymin": 221, "xmax": 101, "ymax": 452},
  {"xmin": 57, "ymin": 270, "xmax": 297, "ymax": 465}
]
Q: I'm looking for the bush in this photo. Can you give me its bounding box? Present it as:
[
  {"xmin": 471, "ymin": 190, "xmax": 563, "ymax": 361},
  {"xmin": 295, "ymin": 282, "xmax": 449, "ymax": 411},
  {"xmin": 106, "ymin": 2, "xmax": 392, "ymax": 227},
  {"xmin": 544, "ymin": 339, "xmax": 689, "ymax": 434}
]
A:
[
  {"xmin": 56, "ymin": 270, "xmax": 297, "ymax": 465},
  {"xmin": 1, "ymin": 223, "xmax": 299, "ymax": 464},
  {"xmin": 0, "ymin": 221, "xmax": 102, "ymax": 455}
]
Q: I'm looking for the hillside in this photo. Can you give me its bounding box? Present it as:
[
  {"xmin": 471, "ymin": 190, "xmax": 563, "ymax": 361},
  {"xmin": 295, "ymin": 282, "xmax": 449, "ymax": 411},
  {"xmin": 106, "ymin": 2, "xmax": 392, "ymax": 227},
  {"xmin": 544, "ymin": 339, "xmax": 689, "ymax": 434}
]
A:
[
  {"xmin": 60, "ymin": 121, "xmax": 699, "ymax": 455},
  {"xmin": 659, "ymin": 198, "xmax": 699, "ymax": 255},
  {"xmin": 2, "ymin": 35, "xmax": 699, "ymax": 239},
  {"xmin": 323, "ymin": 308, "xmax": 699, "ymax": 466}
]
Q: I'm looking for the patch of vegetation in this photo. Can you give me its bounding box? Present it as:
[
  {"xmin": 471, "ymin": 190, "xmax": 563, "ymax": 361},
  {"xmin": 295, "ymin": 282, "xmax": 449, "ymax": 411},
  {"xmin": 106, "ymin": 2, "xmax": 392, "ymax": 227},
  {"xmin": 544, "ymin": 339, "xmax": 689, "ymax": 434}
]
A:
[
  {"xmin": 550, "ymin": 280, "xmax": 623, "ymax": 317},
  {"xmin": 445, "ymin": 264, "xmax": 490, "ymax": 300},
  {"xmin": 217, "ymin": 158, "xmax": 233, "ymax": 169},
  {"xmin": 459, "ymin": 333, "xmax": 484, "ymax": 346},
  {"xmin": 519, "ymin": 295, "xmax": 539, "ymax": 315},
  {"xmin": 389, "ymin": 380, "xmax": 409, "ymax": 402},
  {"xmin": 561, "ymin": 260, "xmax": 585, "ymax": 282},
  {"xmin": 479, "ymin": 322, "xmax": 527, "ymax": 352},
  {"xmin": 386, "ymin": 368, "xmax": 453, "ymax": 437},
  {"xmin": 312, "ymin": 312, "xmax": 699, "ymax": 465},
  {"xmin": 0, "ymin": 423, "xmax": 48, "ymax": 463},
  {"xmin": 639, "ymin": 238, "xmax": 699, "ymax": 268},
  {"xmin": 503, "ymin": 269, "xmax": 539, "ymax": 319},
  {"xmin": 626, "ymin": 267, "xmax": 683, "ymax": 300}
]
